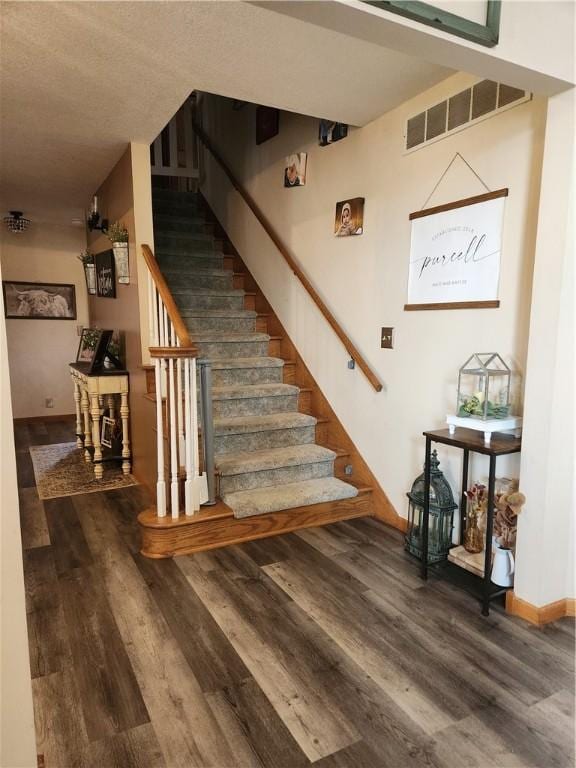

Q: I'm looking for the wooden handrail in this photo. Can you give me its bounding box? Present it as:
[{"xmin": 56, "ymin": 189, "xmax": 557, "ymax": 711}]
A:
[
  {"xmin": 142, "ymin": 244, "xmax": 197, "ymax": 352},
  {"xmin": 192, "ymin": 122, "xmax": 383, "ymax": 392}
]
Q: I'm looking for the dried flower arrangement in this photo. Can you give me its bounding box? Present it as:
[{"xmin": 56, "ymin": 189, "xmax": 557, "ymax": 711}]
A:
[
  {"xmin": 107, "ymin": 221, "xmax": 129, "ymax": 243},
  {"xmin": 463, "ymin": 483, "xmax": 487, "ymax": 553}
]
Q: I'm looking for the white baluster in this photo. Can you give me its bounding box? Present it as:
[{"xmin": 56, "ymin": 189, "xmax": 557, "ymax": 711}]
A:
[
  {"xmin": 184, "ymin": 358, "xmax": 193, "ymax": 515},
  {"xmin": 168, "ymin": 356, "xmax": 179, "ymax": 518},
  {"xmin": 191, "ymin": 357, "xmax": 201, "ymax": 511},
  {"xmin": 175, "ymin": 332, "xmax": 185, "ymax": 462},
  {"xmin": 147, "ymin": 273, "xmax": 155, "ymax": 347},
  {"xmin": 159, "ymin": 295, "xmax": 166, "ymax": 347}
]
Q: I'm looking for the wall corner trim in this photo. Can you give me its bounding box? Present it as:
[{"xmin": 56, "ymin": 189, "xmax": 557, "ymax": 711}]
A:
[{"xmin": 505, "ymin": 592, "xmax": 576, "ymax": 625}]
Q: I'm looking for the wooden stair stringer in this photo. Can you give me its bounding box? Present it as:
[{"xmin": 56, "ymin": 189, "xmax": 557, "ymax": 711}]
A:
[
  {"xmin": 206, "ymin": 201, "xmax": 404, "ymax": 533},
  {"xmin": 138, "ymin": 486, "xmax": 373, "ymax": 558}
]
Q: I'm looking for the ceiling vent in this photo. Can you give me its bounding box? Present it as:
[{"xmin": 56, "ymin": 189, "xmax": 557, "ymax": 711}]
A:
[{"xmin": 405, "ymin": 80, "xmax": 531, "ymax": 152}]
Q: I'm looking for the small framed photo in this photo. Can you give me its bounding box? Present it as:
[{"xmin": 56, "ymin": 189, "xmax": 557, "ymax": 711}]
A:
[
  {"xmin": 3, "ymin": 281, "xmax": 76, "ymax": 319},
  {"xmin": 95, "ymin": 250, "xmax": 116, "ymax": 298},
  {"xmin": 76, "ymin": 328, "xmax": 113, "ymax": 373},
  {"xmin": 101, "ymin": 416, "xmax": 115, "ymax": 448},
  {"xmin": 256, "ymin": 106, "xmax": 279, "ymax": 145},
  {"xmin": 319, "ymin": 120, "xmax": 348, "ymax": 147},
  {"xmin": 284, "ymin": 153, "xmax": 307, "ymax": 187},
  {"xmin": 334, "ymin": 198, "xmax": 365, "ymax": 237}
]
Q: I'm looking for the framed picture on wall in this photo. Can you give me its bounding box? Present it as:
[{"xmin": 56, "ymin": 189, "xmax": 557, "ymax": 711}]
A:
[
  {"xmin": 284, "ymin": 153, "xmax": 307, "ymax": 187},
  {"xmin": 405, "ymin": 188, "xmax": 508, "ymax": 311},
  {"xmin": 95, "ymin": 250, "xmax": 116, "ymax": 298},
  {"xmin": 256, "ymin": 106, "xmax": 279, "ymax": 145},
  {"xmin": 2, "ymin": 281, "xmax": 77, "ymax": 319},
  {"xmin": 334, "ymin": 198, "xmax": 364, "ymax": 237},
  {"xmin": 319, "ymin": 120, "xmax": 348, "ymax": 147}
]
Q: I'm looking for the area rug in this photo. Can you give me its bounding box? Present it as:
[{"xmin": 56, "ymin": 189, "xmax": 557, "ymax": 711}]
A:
[{"xmin": 30, "ymin": 442, "xmax": 138, "ymax": 500}]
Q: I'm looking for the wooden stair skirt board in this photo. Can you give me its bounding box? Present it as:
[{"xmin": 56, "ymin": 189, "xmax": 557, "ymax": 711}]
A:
[
  {"xmin": 138, "ymin": 486, "xmax": 373, "ymax": 558},
  {"xmin": 505, "ymin": 592, "xmax": 576, "ymax": 626}
]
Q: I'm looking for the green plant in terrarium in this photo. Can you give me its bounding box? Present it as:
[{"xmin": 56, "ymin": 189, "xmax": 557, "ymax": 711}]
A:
[
  {"xmin": 107, "ymin": 221, "xmax": 129, "ymax": 243},
  {"xmin": 77, "ymin": 249, "xmax": 94, "ymax": 265},
  {"xmin": 457, "ymin": 353, "xmax": 512, "ymax": 421}
]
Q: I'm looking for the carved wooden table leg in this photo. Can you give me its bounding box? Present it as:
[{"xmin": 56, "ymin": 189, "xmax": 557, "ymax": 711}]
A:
[
  {"xmin": 81, "ymin": 389, "xmax": 92, "ymax": 462},
  {"xmin": 90, "ymin": 394, "xmax": 104, "ymax": 479},
  {"xmin": 73, "ymin": 381, "xmax": 83, "ymax": 448},
  {"xmin": 120, "ymin": 391, "xmax": 131, "ymax": 474},
  {"xmin": 107, "ymin": 394, "xmax": 116, "ymax": 421}
]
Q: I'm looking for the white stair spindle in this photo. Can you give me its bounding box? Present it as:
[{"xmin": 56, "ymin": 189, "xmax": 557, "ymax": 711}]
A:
[
  {"xmin": 175, "ymin": 333, "xmax": 185, "ymax": 463},
  {"xmin": 191, "ymin": 358, "xmax": 201, "ymax": 510},
  {"xmin": 168, "ymin": 357, "xmax": 179, "ymax": 518},
  {"xmin": 184, "ymin": 358, "xmax": 194, "ymax": 515},
  {"xmin": 154, "ymin": 357, "xmax": 167, "ymax": 517}
]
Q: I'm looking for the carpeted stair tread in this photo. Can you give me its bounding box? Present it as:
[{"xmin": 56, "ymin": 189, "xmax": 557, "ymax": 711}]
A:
[
  {"xmin": 214, "ymin": 412, "xmax": 316, "ymax": 436},
  {"xmin": 210, "ymin": 356, "xmax": 284, "ymax": 370},
  {"xmin": 223, "ymin": 477, "xmax": 358, "ymax": 518},
  {"xmin": 178, "ymin": 309, "xmax": 256, "ymax": 319},
  {"xmin": 212, "ymin": 383, "xmax": 298, "ymax": 401},
  {"xmin": 162, "ymin": 267, "xmax": 232, "ymax": 279},
  {"xmin": 194, "ymin": 331, "xmax": 270, "ymax": 343},
  {"xmin": 156, "ymin": 250, "xmax": 223, "ymax": 260},
  {"xmin": 174, "ymin": 288, "xmax": 244, "ymax": 298},
  {"xmin": 216, "ymin": 444, "xmax": 336, "ymax": 477}
]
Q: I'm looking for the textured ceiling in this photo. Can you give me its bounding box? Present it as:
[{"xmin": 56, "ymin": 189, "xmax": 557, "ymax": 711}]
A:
[{"xmin": 0, "ymin": 1, "xmax": 452, "ymax": 222}]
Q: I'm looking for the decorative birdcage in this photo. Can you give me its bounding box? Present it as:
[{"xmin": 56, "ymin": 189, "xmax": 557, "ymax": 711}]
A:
[
  {"xmin": 457, "ymin": 353, "xmax": 511, "ymax": 421},
  {"xmin": 405, "ymin": 450, "xmax": 457, "ymax": 564}
]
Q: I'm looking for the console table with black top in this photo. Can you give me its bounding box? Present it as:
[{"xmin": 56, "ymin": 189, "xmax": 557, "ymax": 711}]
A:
[
  {"xmin": 69, "ymin": 363, "xmax": 131, "ymax": 479},
  {"xmin": 421, "ymin": 427, "xmax": 522, "ymax": 616}
]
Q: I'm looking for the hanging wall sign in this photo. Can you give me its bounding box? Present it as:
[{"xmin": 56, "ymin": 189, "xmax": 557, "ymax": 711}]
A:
[{"xmin": 405, "ymin": 189, "xmax": 508, "ymax": 311}]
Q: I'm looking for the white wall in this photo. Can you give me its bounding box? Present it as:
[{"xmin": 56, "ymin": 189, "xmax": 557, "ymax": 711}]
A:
[
  {"xmin": 200, "ymin": 73, "xmax": 546, "ymax": 531},
  {"xmin": 514, "ymin": 89, "xmax": 575, "ymax": 606},
  {"xmin": 0, "ymin": 261, "xmax": 37, "ymax": 768},
  {"xmin": 1, "ymin": 223, "xmax": 89, "ymax": 418}
]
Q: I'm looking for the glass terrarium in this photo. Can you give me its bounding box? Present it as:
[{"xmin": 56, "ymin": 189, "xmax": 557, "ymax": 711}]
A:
[
  {"xmin": 457, "ymin": 353, "xmax": 511, "ymax": 421},
  {"xmin": 405, "ymin": 450, "xmax": 458, "ymax": 564}
]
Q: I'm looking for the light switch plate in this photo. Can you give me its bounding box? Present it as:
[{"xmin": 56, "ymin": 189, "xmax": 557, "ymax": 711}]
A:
[{"xmin": 381, "ymin": 327, "xmax": 394, "ymax": 349}]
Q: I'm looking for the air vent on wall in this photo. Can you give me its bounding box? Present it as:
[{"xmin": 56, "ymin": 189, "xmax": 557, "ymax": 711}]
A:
[{"xmin": 405, "ymin": 80, "xmax": 531, "ymax": 152}]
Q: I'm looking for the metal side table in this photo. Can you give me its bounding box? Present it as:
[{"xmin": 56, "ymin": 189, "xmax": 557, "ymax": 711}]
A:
[{"xmin": 420, "ymin": 427, "xmax": 522, "ymax": 616}]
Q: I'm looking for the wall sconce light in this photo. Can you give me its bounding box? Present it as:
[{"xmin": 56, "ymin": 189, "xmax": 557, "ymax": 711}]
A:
[
  {"xmin": 4, "ymin": 211, "xmax": 31, "ymax": 233},
  {"xmin": 87, "ymin": 196, "xmax": 108, "ymax": 232}
]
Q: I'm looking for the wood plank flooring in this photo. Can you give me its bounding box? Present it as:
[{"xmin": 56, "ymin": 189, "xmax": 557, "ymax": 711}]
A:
[{"xmin": 17, "ymin": 419, "xmax": 575, "ymax": 768}]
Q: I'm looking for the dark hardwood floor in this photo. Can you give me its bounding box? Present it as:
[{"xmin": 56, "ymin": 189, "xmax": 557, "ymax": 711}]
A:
[{"xmin": 17, "ymin": 419, "xmax": 575, "ymax": 768}]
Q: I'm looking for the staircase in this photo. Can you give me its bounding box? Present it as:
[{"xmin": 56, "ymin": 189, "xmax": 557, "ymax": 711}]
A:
[{"xmin": 151, "ymin": 187, "xmax": 360, "ymax": 521}]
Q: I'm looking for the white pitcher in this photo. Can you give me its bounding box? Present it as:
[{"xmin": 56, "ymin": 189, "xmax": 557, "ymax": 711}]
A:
[{"xmin": 491, "ymin": 545, "xmax": 515, "ymax": 587}]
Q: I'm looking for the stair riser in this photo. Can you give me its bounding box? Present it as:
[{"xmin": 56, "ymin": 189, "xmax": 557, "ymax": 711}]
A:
[
  {"xmin": 219, "ymin": 460, "xmax": 334, "ymax": 494},
  {"xmin": 185, "ymin": 316, "xmax": 256, "ymax": 334},
  {"xmin": 211, "ymin": 366, "xmax": 284, "ymax": 387},
  {"xmin": 212, "ymin": 394, "xmax": 298, "ymax": 419},
  {"xmin": 214, "ymin": 425, "xmax": 316, "ymax": 455},
  {"xmin": 157, "ymin": 255, "xmax": 224, "ymax": 271},
  {"xmin": 166, "ymin": 273, "xmax": 233, "ymax": 291},
  {"xmin": 196, "ymin": 339, "xmax": 269, "ymax": 359}
]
